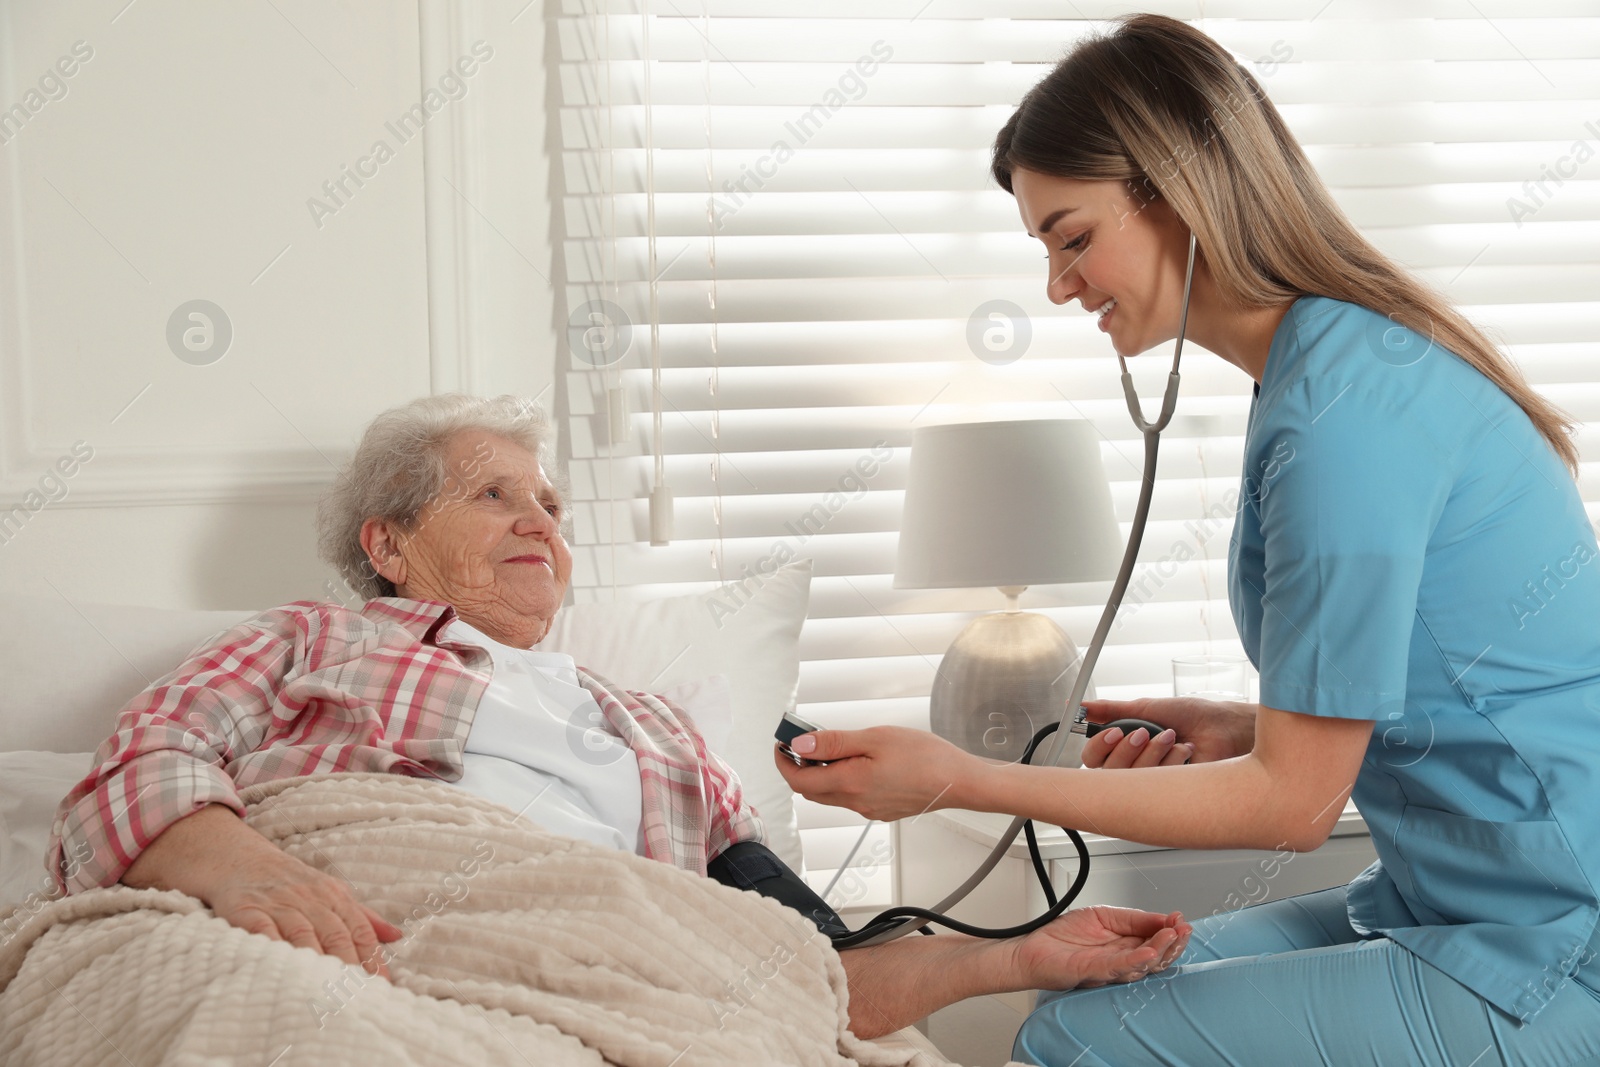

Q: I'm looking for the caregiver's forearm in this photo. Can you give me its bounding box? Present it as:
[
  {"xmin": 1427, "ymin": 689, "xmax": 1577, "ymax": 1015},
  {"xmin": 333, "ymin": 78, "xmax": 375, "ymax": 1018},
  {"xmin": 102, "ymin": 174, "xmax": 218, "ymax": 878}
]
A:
[
  {"xmin": 963, "ymin": 754, "xmax": 1342, "ymax": 852},
  {"xmin": 836, "ymin": 932, "xmax": 1014, "ymax": 1040}
]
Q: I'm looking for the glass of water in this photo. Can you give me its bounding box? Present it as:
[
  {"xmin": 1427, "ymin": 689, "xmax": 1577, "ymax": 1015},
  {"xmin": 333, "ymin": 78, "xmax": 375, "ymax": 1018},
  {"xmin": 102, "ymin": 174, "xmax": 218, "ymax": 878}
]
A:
[{"xmin": 1172, "ymin": 654, "xmax": 1251, "ymax": 701}]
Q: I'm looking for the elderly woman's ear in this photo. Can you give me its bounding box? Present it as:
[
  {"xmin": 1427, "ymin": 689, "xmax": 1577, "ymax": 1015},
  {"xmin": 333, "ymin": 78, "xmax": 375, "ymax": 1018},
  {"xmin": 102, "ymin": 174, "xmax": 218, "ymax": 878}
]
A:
[{"xmin": 360, "ymin": 518, "xmax": 408, "ymax": 591}]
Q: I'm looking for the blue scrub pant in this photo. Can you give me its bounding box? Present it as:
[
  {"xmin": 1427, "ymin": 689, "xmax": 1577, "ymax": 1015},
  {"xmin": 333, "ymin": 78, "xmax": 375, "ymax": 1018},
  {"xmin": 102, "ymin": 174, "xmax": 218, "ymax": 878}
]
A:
[{"xmin": 1013, "ymin": 887, "xmax": 1600, "ymax": 1066}]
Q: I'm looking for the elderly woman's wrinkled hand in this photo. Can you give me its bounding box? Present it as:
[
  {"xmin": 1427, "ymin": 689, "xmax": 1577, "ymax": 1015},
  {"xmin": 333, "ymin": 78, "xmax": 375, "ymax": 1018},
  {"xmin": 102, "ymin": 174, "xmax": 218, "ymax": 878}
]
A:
[
  {"xmin": 1011, "ymin": 906, "xmax": 1191, "ymax": 991},
  {"xmin": 123, "ymin": 804, "xmax": 403, "ymax": 978},
  {"xmin": 210, "ymin": 843, "xmax": 404, "ymax": 979}
]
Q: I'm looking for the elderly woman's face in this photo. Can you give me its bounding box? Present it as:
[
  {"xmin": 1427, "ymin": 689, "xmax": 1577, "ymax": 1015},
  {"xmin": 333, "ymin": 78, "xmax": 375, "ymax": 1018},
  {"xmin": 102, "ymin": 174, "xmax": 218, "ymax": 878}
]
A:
[{"xmin": 364, "ymin": 430, "xmax": 573, "ymax": 647}]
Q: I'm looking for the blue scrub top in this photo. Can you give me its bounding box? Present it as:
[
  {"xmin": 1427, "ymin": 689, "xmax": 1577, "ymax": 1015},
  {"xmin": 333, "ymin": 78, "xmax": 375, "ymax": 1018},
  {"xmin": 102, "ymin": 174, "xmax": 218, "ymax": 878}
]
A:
[{"xmin": 1228, "ymin": 295, "xmax": 1600, "ymax": 1022}]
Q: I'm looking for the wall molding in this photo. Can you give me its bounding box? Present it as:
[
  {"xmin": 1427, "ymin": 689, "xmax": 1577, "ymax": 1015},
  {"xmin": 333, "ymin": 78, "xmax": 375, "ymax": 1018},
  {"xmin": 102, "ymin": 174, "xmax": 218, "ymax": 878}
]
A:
[
  {"xmin": 419, "ymin": 0, "xmax": 489, "ymax": 398},
  {"xmin": 0, "ymin": 448, "xmax": 338, "ymax": 508},
  {"xmin": 0, "ymin": 4, "xmax": 478, "ymax": 510}
]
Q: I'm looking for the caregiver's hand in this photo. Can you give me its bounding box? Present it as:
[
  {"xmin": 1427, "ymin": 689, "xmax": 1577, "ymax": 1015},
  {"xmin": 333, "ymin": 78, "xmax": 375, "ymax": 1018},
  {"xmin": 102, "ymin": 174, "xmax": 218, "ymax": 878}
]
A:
[
  {"xmin": 122, "ymin": 803, "xmax": 402, "ymax": 978},
  {"xmin": 773, "ymin": 726, "xmax": 983, "ymax": 821},
  {"xmin": 1080, "ymin": 697, "xmax": 1256, "ymax": 769},
  {"xmin": 1012, "ymin": 906, "xmax": 1191, "ymax": 991}
]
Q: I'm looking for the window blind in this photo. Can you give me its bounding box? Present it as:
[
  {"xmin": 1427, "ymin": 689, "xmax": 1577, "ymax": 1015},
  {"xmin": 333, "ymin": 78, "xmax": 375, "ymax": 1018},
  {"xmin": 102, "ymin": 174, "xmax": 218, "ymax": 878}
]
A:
[{"xmin": 553, "ymin": 1, "xmax": 1600, "ymax": 904}]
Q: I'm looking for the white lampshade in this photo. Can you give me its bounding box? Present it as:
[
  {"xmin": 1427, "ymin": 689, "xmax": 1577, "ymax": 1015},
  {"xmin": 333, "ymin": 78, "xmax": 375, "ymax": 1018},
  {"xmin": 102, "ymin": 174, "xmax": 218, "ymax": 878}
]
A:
[{"xmin": 894, "ymin": 419, "xmax": 1122, "ymax": 590}]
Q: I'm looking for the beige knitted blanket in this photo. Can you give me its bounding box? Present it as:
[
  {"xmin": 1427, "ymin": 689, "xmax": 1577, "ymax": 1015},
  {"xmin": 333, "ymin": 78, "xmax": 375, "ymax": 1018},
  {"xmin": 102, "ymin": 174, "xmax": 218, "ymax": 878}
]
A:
[{"xmin": 0, "ymin": 773, "xmax": 969, "ymax": 1066}]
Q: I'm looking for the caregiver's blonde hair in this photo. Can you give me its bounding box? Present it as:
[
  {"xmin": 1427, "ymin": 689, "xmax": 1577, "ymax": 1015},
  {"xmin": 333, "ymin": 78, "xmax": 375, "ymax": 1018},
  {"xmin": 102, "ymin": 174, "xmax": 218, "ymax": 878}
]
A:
[{"xmin": 991, "ymin": 13, "xmax": 1580, "ymax": 477}]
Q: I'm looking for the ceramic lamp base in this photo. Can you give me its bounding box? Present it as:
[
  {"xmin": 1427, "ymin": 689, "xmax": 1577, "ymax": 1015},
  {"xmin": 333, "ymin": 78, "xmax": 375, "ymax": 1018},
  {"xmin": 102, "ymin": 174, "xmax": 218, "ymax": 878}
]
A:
[{"xmin": 930, "ymin": 609, "xmax": 1092, "ymax": 767}]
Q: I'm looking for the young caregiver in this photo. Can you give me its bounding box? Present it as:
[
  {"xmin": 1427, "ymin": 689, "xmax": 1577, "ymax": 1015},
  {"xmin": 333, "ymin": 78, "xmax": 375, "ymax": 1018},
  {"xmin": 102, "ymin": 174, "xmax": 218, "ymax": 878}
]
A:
[{"xmin": 777, "ymin": 14, "xmax": 1600, "ymax": 1066}]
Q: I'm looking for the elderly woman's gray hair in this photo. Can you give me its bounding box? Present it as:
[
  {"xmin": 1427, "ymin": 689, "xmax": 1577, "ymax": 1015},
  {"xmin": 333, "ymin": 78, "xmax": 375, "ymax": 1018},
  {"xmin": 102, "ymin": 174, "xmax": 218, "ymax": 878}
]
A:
[{"xmin": 317, "ymin": 394, "xmax": 569, "ymax": 599}]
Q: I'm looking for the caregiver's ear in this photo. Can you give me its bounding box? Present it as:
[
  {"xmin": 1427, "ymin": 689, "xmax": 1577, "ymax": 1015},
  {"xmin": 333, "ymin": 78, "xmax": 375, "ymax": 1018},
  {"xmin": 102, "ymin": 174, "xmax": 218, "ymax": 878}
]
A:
[{"xmin": 359, "ymin": 516, "xmax": 408, "ymax": 587}]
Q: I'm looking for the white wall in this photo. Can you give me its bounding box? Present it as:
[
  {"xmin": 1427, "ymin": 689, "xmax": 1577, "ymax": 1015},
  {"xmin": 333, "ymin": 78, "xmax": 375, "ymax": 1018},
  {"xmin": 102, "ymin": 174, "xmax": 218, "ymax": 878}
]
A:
[{"xmin": 0, "ymin": 0, "xmax": 559, "ymax": 611}]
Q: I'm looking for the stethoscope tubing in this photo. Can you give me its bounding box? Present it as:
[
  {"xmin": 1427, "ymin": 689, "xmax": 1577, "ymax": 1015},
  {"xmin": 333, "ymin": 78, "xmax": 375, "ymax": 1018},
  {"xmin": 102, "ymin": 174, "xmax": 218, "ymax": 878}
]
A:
[{"xmin": 836, "ymin": 232, "xmax": 1200, "ymax": 948}]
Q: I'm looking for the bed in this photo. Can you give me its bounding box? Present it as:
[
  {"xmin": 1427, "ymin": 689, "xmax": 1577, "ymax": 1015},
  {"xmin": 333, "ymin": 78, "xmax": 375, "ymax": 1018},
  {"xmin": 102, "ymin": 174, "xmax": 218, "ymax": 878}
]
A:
[{"xmin": 0, "ymin": 562, "xmax": 971, "ymax": 1065}]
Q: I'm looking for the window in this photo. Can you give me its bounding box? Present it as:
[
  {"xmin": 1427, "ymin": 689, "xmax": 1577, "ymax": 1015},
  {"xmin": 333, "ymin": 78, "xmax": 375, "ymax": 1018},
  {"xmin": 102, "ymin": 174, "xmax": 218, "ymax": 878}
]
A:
[{"xmin": 553, "ymin": 3, "xmax": 1600, "ymax": 899}]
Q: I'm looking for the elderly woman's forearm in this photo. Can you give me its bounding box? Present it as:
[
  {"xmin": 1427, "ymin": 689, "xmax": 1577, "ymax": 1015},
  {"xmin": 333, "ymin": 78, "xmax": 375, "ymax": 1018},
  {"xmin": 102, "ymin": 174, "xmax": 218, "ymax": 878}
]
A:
[
  {"xmin": 121, "ymin": 803, "xmax": 265, "ymax": 902},
  {"xmin": 53, "ymin": 745, "xmax": 249, "ymax": 893},
  {"xmin": 836, "ymin": 933, "xmax": 1009, "ymax": 1039},
  {"xmin": 49, "ymin": 626, "xmax": 289, "ymax": 894}
]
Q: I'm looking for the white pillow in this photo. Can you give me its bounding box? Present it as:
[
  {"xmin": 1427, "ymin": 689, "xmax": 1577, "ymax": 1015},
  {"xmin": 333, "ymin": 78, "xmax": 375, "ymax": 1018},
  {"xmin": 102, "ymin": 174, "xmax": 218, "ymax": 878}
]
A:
[
  {"xmin": 0, "ymin": 750, "xmax": 95, "ymax": 911},
  {"xmin": 0, "ymin": 598, "xmax": 252, "ymax": 754},
  {"xmin": 536, "ymin": 560, "xmax": 813, "ymax": 872}
]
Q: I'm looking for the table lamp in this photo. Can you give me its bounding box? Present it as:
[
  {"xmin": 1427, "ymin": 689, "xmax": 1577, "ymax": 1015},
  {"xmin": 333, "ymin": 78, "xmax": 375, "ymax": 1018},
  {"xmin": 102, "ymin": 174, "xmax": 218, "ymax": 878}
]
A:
[{"xmin": 894, "ymin": 419, "xmax": 1122, "ymax": 764}]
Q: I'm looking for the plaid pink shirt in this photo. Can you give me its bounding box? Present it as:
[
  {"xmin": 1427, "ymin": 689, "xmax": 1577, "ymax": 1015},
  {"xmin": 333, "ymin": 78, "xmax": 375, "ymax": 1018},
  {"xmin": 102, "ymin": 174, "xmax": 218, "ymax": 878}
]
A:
[{"xmin": 48, "ymin": 598, "xmax": 765, "ymax": 895}]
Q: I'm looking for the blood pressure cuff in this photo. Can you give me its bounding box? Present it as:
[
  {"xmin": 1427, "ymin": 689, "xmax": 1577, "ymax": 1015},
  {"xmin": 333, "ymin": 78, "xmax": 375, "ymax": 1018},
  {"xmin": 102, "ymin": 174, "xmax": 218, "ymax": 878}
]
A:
[{"xmin": 706, "ymin": 841, "xmax": 850, "ymax": 940}]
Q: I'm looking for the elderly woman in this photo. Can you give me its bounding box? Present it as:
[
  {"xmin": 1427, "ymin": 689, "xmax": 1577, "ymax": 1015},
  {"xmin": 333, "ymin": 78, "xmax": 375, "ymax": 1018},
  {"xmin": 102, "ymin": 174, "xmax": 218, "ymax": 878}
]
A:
[{"xmin": 47, "ymin": 394, "xmax": 1189, "ymax": 1040}]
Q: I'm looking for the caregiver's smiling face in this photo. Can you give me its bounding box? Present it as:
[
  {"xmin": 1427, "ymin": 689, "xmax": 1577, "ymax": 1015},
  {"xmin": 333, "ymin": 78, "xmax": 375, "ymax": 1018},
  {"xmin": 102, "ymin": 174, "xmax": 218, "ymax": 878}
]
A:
[
  {"xmin": 1010, "ymin": 168, "xmax": 1194, "ymax": 359},
  {"xmin": 362, "ymin": 429, "xmax": 572, "ymax": 648}
]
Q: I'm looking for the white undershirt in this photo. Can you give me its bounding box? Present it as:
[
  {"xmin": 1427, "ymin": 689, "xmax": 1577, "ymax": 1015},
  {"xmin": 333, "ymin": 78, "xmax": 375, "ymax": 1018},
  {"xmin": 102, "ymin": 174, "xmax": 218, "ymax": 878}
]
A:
[{"xmin": 441, "ymin": 618, "xmax": 645, "ymax": 855}]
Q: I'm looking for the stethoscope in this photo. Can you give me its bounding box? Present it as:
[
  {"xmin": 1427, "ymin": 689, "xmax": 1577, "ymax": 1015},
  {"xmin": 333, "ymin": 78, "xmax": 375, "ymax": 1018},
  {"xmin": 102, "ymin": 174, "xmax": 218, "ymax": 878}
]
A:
[{"xmin": 827, "ymin": 231, "xmax": 1199, "ymax": 949}]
